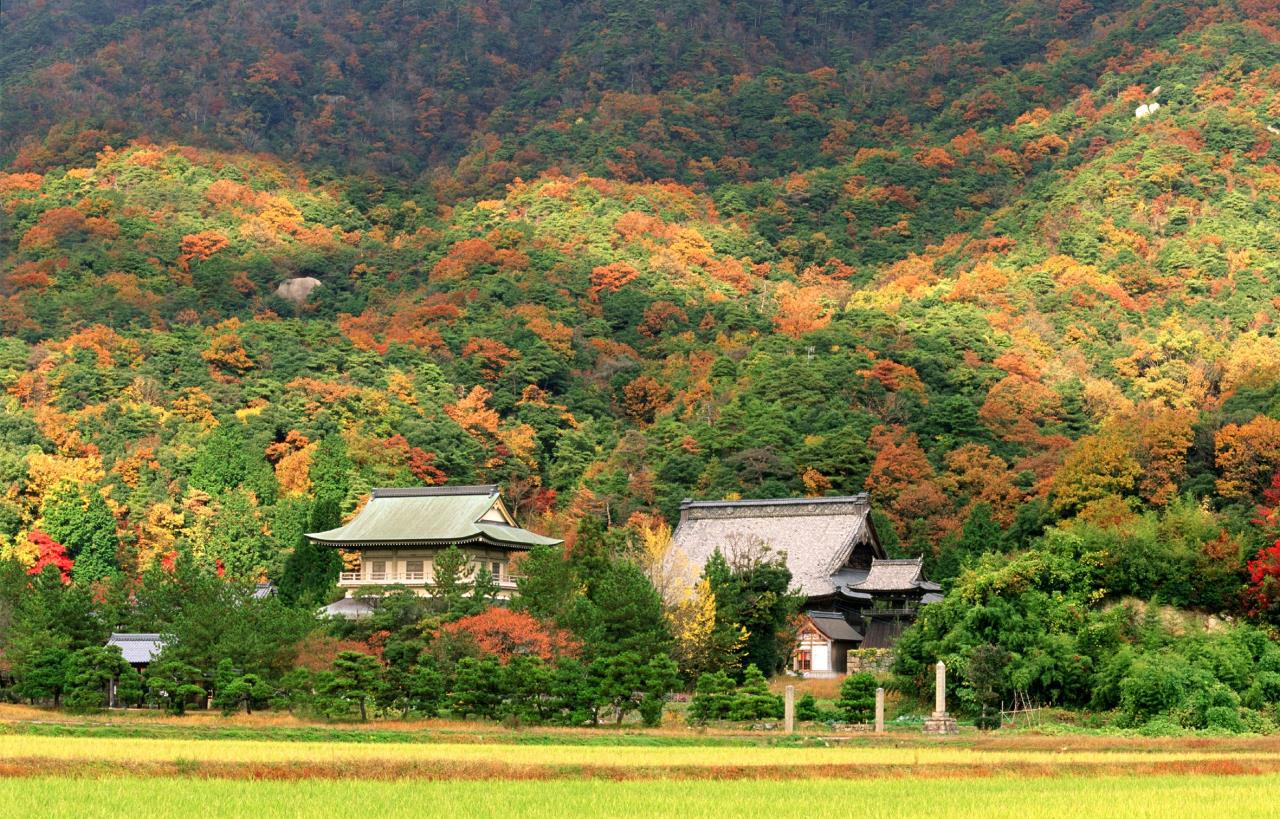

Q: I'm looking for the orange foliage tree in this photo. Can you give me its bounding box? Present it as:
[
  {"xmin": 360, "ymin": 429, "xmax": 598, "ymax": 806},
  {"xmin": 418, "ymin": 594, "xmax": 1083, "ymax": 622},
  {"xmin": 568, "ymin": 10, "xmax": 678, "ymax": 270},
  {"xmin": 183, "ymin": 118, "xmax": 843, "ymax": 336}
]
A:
[
  {"xmin": 621, "ymin": 375, "xmax": 670, "ymax": 423},
  {"xmin": 1216, "ymin": 415, "xmax": 1280, "ymax": 503},
  {"xmin": 438, "ymin": 608, "xmax": 579, "ymax": 663},
  {"xmin": 177, "ymin": 230, "xmax": 230, "ymax": 272},
  {"xmin": 773, "ymin": 281, "xmax": 831, "ymax": 338}
]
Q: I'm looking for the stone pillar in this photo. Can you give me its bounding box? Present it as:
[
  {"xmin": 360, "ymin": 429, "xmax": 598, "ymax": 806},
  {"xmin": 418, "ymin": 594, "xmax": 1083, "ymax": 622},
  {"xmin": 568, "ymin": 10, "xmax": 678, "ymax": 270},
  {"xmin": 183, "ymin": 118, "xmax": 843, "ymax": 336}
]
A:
[
  {"xmin": 923, "ymin": 660, "xmax": 958, "ymax": 735},
  {"xmin": 784, "ymin": 685, "xmax": 795, "ymax": 733},
  {"xmin": 875, "ymin": 687, "xmax": 885, "ymax": 734}
]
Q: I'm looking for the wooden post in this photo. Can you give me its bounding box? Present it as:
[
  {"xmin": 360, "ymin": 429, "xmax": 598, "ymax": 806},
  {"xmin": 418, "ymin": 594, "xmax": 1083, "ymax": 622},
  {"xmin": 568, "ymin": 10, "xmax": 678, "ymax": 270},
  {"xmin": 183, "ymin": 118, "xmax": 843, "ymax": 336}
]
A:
[
  {"xmin": 784, "ymin": 684, "xmax": 795, "ymax": 733},
  {"xmin": 875, "ymin": 687, "xmax": 885, "ymax": 734}
]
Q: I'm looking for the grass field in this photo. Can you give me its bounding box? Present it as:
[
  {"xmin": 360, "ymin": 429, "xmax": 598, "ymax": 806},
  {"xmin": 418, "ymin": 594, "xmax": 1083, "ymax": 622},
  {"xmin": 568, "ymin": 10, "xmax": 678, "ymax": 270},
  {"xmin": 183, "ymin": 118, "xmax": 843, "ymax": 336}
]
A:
[
  {"xmin": 3, "ymin": 733, "xmax": 1278, "ymax": 775},
  {"xmin": 3, "ymin": 774, "xmax": 1279, "ymax": 818},
  {"xmin": 2, "ymin": 707, "xmax": 1278, "ymax": 816}
]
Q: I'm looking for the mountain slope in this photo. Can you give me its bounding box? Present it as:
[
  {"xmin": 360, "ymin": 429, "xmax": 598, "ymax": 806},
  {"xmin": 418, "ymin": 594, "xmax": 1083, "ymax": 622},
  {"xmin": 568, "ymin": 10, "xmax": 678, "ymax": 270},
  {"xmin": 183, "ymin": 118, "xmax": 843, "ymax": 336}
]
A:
[{"xmin": 3, "ymin": 0, "xmax": 1280, "ymax": 606}]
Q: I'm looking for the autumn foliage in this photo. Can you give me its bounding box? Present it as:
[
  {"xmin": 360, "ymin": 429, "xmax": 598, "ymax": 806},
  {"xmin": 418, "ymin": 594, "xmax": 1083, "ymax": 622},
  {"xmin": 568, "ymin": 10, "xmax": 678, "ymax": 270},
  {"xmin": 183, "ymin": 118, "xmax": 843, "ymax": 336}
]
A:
[{"xmin": 438, "ymin": 608, "xmax": 580, "ymax": 664}]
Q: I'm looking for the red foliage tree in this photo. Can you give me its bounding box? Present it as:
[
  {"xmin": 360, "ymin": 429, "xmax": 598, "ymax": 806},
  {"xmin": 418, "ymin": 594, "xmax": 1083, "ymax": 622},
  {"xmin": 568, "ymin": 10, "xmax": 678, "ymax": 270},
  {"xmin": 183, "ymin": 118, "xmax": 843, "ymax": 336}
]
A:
[
  {"xmin": 382, "ymin": 434, "xmax": 447, "ymax": 485},
  {"xmin": 27, "ymin": 529, "xmax": 73, "ymax": 583},
  {"xmin": 439, "ymin": 608, "xmax": 579, "ymax": 663},
  {"xmin": 1244, "ymin": 539, "xmax": 1280, "ymax": 621}
]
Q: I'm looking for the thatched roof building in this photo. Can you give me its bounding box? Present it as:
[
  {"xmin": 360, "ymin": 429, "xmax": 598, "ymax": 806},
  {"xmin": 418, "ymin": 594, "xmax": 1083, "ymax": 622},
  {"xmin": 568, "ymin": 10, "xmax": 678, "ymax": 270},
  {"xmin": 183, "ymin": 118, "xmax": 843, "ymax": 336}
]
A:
[
  {"xmin": 669, "ymin": 493, "xmax": 942, "ymax": 671},
  {"xmin": 669, "ymin": 494, "xmax": 886, "ymax": 604}
]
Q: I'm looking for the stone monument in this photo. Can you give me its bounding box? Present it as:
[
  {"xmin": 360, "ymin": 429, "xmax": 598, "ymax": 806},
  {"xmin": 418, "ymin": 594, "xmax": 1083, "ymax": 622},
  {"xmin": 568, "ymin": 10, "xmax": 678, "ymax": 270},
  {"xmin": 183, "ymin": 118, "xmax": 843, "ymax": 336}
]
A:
[
  {"xmin": 874, "ymin": 687, "xmax": 885, "ymax": 734},
  {"xmin": 784, "ymin": 685, "xmax": 795, "ymax": 733},
  {"xmin": 922, "ymin": 660, "xmax": 959, "ymax": 735}
]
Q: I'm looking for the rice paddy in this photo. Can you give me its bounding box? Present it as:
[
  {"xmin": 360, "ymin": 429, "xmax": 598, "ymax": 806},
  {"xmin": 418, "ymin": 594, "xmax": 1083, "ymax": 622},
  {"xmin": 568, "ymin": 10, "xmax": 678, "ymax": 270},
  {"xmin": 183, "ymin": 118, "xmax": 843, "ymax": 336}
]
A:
[
  {"xmin": 1, "ymin": 708, "xmax": 1276, "ymax": 817},
  {"xmin": 2, "ymin": 773, "xmax": 1277, "ymax": 818}
]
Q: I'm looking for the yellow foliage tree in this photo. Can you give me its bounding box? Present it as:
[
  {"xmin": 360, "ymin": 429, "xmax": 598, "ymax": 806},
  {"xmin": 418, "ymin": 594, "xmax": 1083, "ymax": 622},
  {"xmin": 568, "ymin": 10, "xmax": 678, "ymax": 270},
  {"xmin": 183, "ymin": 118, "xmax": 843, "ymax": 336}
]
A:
[
  {"xmin": 666, "ymin": 578, "xmax": 745, "ymax": 681},
  {"xmin": 1050, "ymin": 431, "xmax": 1141, "ymax": 515}
]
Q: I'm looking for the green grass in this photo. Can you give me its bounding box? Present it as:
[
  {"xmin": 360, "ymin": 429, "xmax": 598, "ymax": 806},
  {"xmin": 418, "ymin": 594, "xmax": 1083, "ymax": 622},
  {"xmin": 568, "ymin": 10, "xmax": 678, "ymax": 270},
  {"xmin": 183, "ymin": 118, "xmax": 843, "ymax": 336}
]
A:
[
  {"xmin": 2, "ymin": 774, "xmax": 1278, "ymax": 817},
  {"xmin": 0, "ymin": 721, "xmax": 834, "ymax": 747}
]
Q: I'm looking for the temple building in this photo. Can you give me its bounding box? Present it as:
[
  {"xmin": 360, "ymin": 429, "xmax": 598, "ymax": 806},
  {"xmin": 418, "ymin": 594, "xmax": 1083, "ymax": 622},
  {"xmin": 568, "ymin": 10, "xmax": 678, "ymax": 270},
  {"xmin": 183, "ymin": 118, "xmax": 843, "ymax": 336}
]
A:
[
  {"xmin": 668, "ymin": 493, "xmax": 940, "ymax": 676},
  {"xmin": 305, "ymin": 485, "xmax": 561, "ymax": 616}
]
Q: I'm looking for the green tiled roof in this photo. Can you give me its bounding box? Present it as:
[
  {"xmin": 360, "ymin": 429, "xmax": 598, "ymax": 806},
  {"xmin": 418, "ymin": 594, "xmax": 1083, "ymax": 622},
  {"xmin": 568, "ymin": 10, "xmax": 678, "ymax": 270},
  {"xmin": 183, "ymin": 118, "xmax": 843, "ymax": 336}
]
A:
[{"xmin": 305, "ymin": 485, "xmax": 561, "ymax": 550}]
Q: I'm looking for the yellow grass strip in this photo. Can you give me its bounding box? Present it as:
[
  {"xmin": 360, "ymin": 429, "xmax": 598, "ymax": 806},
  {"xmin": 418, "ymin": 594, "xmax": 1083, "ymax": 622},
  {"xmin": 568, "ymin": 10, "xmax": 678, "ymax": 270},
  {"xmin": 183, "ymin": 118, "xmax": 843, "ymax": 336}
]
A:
[
  {"xmin": 3, "ymin": 773, "xmax": 1280, "ymax": 818},
  {"xmin": 2, "ymin": 734, "xmax": 1277, "ymax": 770}
]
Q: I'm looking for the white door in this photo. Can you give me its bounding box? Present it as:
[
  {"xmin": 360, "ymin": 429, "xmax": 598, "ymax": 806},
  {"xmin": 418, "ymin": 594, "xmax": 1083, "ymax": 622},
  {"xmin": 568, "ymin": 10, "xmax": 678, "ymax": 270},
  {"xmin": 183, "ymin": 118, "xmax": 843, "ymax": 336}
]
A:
[{"xmin": 811, "ymin": 643, "xmax": 831, "ymax": 673}]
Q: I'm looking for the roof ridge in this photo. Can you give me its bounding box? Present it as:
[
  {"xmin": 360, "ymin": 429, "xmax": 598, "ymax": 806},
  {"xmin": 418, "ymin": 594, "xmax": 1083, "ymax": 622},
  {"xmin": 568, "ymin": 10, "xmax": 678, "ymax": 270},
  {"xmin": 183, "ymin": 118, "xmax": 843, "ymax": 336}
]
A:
[
  {"xmin": 372, "ymin": 485, "xmax": 499, "ymax": 498},
  {"xmin": 681, "ymin": 493, "xmax": 869, "ymax": 509}
]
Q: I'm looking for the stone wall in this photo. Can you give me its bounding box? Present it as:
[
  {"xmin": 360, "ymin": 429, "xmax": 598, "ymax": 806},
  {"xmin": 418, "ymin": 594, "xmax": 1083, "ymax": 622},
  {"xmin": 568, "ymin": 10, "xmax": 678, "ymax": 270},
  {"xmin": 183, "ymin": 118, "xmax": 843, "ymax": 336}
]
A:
[{"xmin": 847, "ymin": 647, "xmax": 894, "ymax": 674}]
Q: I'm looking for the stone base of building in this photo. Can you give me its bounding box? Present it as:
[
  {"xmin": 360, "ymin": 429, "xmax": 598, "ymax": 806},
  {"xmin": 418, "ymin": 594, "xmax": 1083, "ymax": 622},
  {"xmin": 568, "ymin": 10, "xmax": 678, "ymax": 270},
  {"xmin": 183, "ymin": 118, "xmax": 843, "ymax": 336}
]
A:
[{"xmin": 923, "ymin": 713, "xmax": 959, "ymax": 735}]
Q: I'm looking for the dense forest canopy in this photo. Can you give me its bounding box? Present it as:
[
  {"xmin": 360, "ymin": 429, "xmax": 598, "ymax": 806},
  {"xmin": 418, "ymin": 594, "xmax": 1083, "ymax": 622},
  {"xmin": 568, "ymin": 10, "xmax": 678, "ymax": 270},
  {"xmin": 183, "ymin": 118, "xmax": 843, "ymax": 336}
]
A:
[{"xmin": 7, "ymin": 0, "xmax": 1280, "ymax": 725}]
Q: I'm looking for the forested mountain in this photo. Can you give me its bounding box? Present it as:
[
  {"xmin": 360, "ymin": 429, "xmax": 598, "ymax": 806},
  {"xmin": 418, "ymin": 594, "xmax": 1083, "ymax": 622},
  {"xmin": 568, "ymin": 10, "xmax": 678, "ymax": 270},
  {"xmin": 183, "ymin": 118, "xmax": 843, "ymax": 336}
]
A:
[{"xmin": 5, "ymin": 0, "xmax": 1280, "ymax": 618}]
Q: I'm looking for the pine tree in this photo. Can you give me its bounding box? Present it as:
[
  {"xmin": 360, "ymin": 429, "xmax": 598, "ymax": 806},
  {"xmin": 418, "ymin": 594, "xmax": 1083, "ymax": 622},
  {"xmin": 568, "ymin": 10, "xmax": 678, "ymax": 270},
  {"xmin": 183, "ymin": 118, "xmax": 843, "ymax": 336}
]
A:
[
  {"xmin": 838, "ymin": 672, "xmax": 877, "ymax": 723},
  {"xmin": 727, "ymin": 663, "xmax": 783, "ymax": 720},
  {"xmin": 278, "ymin": 494, "xmax": 342, "ymax": 604},
  {"xmin": 430, "ymin": 545, "xmax": 471, "ymax": 616}
]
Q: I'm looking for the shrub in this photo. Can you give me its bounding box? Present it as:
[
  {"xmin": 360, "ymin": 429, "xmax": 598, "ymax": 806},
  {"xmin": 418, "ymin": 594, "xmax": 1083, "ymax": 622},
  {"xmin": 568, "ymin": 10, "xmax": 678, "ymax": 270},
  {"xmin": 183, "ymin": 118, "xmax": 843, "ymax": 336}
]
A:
[
  {"xmin": 1243, "ymin": 671, "xmax": 1280, "ymax": 709},
  {"xmin": 1181, "ymin": 678, "xmax": 1239, "ymax": 730},
  {"xmin": 838, "ymin": 672, "xmax": 877, "ymax": 723},
  {"xmin": 1118, "ymin": 653, "xmax": 1192, "ymax": 724},
  {"xmin": 688, "ymin": 670, "xmax": 735, "ymax": 722},
  {"xmin": 1240, "ymin": 708, "xmax": 1277, "ymax": 734},
  {"xmin": 1204, "ymin": 705, "xmax": 1246, "ymax": 733},
  {"xmin": 1136, "ymin": 716, "xmax": 1185, "ymax": 737},
  {"xmin": 727, "ymin": 664, "xmax": 783, "ymax": 721},
  {"xmin": 974, "ymin": 704, "xmax": 1001, "ymax": 730},
  {"xmin": 795, "ymin": 692, "xmax": 819, "ymax": 721}
]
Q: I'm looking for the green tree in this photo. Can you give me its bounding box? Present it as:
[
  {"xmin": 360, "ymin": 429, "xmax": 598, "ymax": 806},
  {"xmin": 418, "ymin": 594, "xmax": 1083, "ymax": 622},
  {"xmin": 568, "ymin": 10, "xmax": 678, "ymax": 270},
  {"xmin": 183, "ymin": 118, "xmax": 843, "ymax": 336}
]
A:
[
  {"xmin": 189, "ymin": 423, "xmax": 277, "ymax": 502},
  {"xmin": 431, "ymin": 546, "xmax": 471, "ymax": 616},
  {"xmin": 13, "ymin": 646, "xmax": 70, "ymax": 705},
  {"xmin": 40, "ymin": 483, "xmax": 119, "ymax": 583},
  {"xmin": 216, "ymin": 672, "xmax": 273, "ymax": 714},
  {"xmin": 727, "ymin": 663, "xmax": 783, "ymax": 720},
  {"xmin": 704, "ymin": 546, "xmax": 802, "ymax": 677},
  {"xmin": 638, "ymin": 653, "xmax": 680, "ymax": 726},
  {"xmin": 146, "ymin": 658, "xmax": 205, "ymax": 715},
  {"xmin": 501, "ymin": 655, "xmax": 555, "ymax": 723},
  {"xmin": 568, "ymin": 560, "xmax": 672, "ymax": 662},
  {"xmin": 271, "ymin": 668, "xmax": 314, "ymax": 714},
  {"xmin": 513, "ymin": 544, "xmax": 580, "ymax": 622},
  {"xmin": 204, "ymin": 488, "xmax": 267, "ymax": 579},
  {"xmin": 277, "ymin": 493, "xmax": 343, "ymax": 604},
  {"xmin": 447, "ymin": 656, "xmax": 505, "ymax": 720},
  {"xmin": 319, "ymin": 651, "xmax": 382, "ymax": 721},
  {"xmin": 932, "ymin": 503, "xmax": 1007, "ymax": 583},
  {"xmin": 63, "ymin": 646, "xmax": 129, "ymax": 713},
  {"xmin": 838, "ymin": 672, "xmax": 877, "ymax": 723},
  {"xmin": 116, "ymin": 664, "xmax": 145, "ymax": 707},
  {"xmin": 688, "ymin": 670, "xmax": 736, "ymax": 722}
]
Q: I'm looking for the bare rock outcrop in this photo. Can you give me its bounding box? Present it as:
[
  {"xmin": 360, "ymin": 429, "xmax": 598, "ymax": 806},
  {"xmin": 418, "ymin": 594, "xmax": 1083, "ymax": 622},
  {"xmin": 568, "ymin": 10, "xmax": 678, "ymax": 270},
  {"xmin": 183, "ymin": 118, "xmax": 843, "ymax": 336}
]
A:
[{"xmin": 274, "ymin": 277, "xmax": 322, "ymax": 303}]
